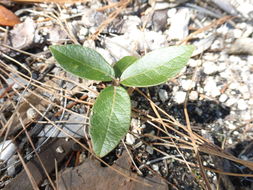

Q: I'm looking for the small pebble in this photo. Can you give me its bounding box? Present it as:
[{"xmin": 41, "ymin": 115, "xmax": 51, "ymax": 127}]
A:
[
  {"xmin": 26, "ymin": 108, "xmax": 37, "ymax": 120},
  {"xmin": 233, "ymin": 29, "xmax": 243, "ymax": 38},
  {"xmin": 219, "ymin": 94, "xmax": 228, "ymax": 103},
  {"xmin": 249, "ymin": 99, "xmax": 253, "ymax": 105},
  {"xmin": 204, "ymin": 79, "xmax": 221, "ymax": 97},
  {"xmin": 146, "ymin": 145, "xmax": 154, "ymax": 155},
  {"xmin": 227, "ymin": 138, "xmax": 233, "ymax": 144},
  {"xmin": 225, "ymin": 97, "xmax": 237, "ymax": 107},
  {"xmin": 227, "ymin": 123, "xmax": 236, "ymax": 130},
  {"xmin": 174, "ymin": 91, "xmax": 186, "ymax": 104},
  {"xmin": 189, "ymin": 91, "xmax": 198, "ymax": 101},
  {"xmin": 7, "ymin": 155, "xmax": 18, "ymax": 177},
  {"xmin": 188, "ymin": 59, "xmax": 202, "ymax": 67},
  {"xmin": 151, "ymin": 164, "xmax": 159, "ymax": 171},
  {"xmin": 131, "ymin": 100, "xmax": 138, "ymax": 108},
  {"xmin": 233, "ymin": 131, "xmax": 239, "ymax": 135},
  {"xmin": 203, "ymin": 62, "xmax": 218, "ymax": 75},
  {"xmin": 181, "ymin": 80, "xmax": 195, "ymax": 91},
  {"xmin": 158, "ymin": 89, "xmax": 169, "ymax": 102},
  {"xmin": 237, "ymin": 99, "xmax": 248, "ymax": 110},
  {"xmin": 125, "ymin": 133, "xmax": 135, "ymax": 145},
  {"xmin": 79, "ymin": 27, "xmax": 88, "ymax": 36},
  {"xmin": 0, "ymin": 140, "xmax": 17, "ymax": 162},
  {"xmin": 242, "ymin": 112, "xmax": 251, "ymax": 120},
  {"xmin": 229, "ymin": 82, "xmax": 240, "ymax": 90}
]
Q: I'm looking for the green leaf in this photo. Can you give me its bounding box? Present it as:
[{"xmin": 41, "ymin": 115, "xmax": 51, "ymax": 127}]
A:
[
  {"xmin": 90, "ymin": 86, "xmax": 131, "ymax": 157},
  {"xmin": 113, "ymin": 56, "xmax": 138, "ymax": 78},
  {"xmin": 120, "ymin": 45, "xmax": 195, "ymax": 87},
  {"xmin": 50, "ymin": 44, "xmax": 115, "ymax": 81}
]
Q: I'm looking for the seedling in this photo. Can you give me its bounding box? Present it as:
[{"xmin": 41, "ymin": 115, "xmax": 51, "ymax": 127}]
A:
[{"xmin": 50, "ymin": 44, "xmax": 194, "ymax": 157}]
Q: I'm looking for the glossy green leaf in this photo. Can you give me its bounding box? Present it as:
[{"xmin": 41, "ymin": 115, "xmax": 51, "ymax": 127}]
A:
[
  {"xmin": 90, "ymin": 86, "xmax": 131, "ymax": 157},
  {"xmin": 120, "ymin": 45, "xmax": 195, "ymax": 87},
  {"xmin": 113, "ymin": 56, "xmax": 138, "ymax": 78},
  {"xmin": 50, "ymin": 45, "xmax": 115, "ymax": 81}
]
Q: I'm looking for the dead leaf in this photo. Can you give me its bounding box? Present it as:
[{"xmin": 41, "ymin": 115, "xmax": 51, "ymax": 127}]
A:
[
  {"xmin": 58, "ymin": 152, "xmax": 168, "ymax": 190},
  {"xmin": 0, "ymin": 5, "xmax": 20, "ymax": 26}
]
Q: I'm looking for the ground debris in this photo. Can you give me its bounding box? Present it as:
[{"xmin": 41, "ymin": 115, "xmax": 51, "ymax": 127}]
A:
[{"xmin": 58, "ymin": 152, "xmax": 168, "ymax": 190}]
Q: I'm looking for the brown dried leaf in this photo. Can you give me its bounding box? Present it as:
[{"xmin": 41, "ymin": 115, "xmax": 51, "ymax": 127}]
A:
[
  {"xmin": 58, "ymin": 152, "xmax": 168, "ymax": 190},
  {"xmin": 0, "ymin": 5, "xmax": 20, "ymax": 26}
]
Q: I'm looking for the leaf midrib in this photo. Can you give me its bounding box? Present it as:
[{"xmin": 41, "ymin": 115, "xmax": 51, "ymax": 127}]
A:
[{"xmin": 99, "ymin": 87, "xmax": 117, "ymax": 156}]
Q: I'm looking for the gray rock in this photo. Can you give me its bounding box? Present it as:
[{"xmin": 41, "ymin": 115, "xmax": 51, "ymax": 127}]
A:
[
  {"xmin": 7, "ymin": 155, "xmax": 18, "ymax": 177},
  {"xmin": 81, "ymin": 8, "xmax": 106, "ymax": 28},
  {"xmin": 152, "ymin": 10, "xmax": 168, "ymax": 31},
  {"xmin": 227, "ymin": 38, "xmax": 253, "ymax": 55},
  {"xmin": 158, "ymin": 89, "xmax": 169, "ymax": 102},
  {"xmin": 146, "ymin": 145, "xmax": 154, "ymax": 155}
]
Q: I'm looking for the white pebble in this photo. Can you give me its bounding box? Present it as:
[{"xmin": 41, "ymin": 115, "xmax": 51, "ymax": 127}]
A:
[
  {"xmin": 226, "ymin": 123, "xmax": 236, "ymax": 130},
  {"xmin": 203, "ymin": 62, "xmax": 218, "ymax": 75},
  {"xmin": 242, "ymin": 112, "xmax": 251, "ymax": 120},
  {"xmin": 204, "ymin": 79, "xmax": 221, "ymax": 97},
  {"xmin": 188, "ymin": 59, "xmax": 202, "ymax": 67},
  {"xmin": 158, "ymin": 89, "xmax": 169, "ymax": 102},
  {"xmin": 151, "ymin": 164, "xmax": 159, "ymax": 171},
  {"xmin": 181, "ymin": 80, "xmax": 195, "ymax": 91},
  {"xmin": 237, "ymin": 99, "xmax": 248, "ymax": 110},
  {"xmin": 227, "ymin": 138, "xmax": 233, "ymax": 144},
  {"xmin": 79, "ymin": 27, "xmax": 88, "ymax": 36},
  {"xmin": 248, "ymin": 99, "xmax": 253, "ymax": 105},
  {"xmin": 167, "ymin": 8, "xmax": 190, "ymax": 40},
  {"xmin": 125, "ymin": 133, "xmax": 135, "ymax": 145},
  {"xmin": 233, "ymin": 131, "xmax": 239, "ymax": 135},
  {"xmin": 233, "ymin": 28, "xmax": 243, "ymax": 38},
  {"xmin": 225, "ymin": 97, "xmax": 237, "ymax": 107},
  {"xmin": 219, "ymin": 94, "xmax": 228, "ymax": 103},
  {"xmin": 174, "ymin": 91, "xmax": 186, "ymax": 104},
  {"xmin": 189, "ymin": 91, "xmax": 198, "ymax": 101},
  {"xmin": 229, "ymin": 82, "xmax": 240, "ymax": 90}
]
